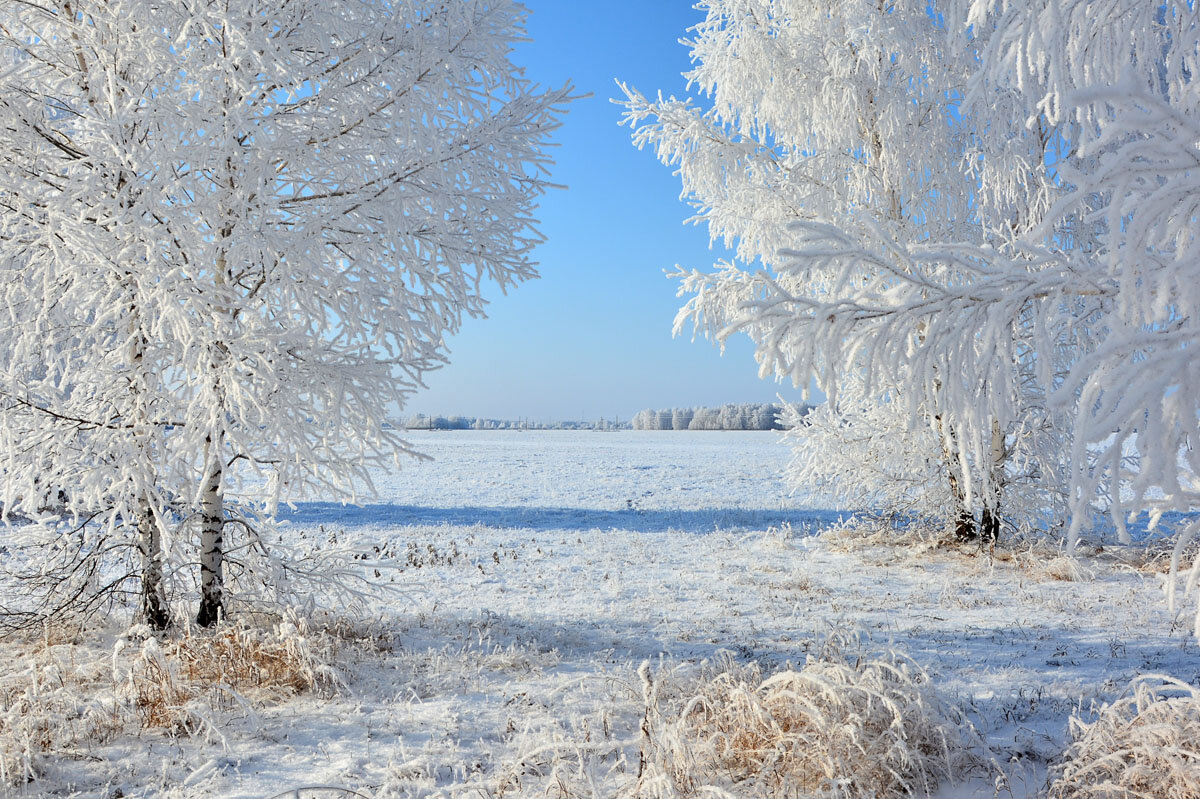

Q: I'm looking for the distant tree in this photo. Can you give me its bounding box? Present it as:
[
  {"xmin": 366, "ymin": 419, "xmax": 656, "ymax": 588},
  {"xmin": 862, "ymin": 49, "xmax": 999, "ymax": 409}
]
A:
[
  {"xmin": 688, "ymin": 407, "xmax": 721, "ymax": 431},
  {"xmin": 632, "ymin": 403, "xmax": 784, "ymax": 431},
  {"xmin": 0, "ymin": 0, "xmax": 570, "ymax": 630}
]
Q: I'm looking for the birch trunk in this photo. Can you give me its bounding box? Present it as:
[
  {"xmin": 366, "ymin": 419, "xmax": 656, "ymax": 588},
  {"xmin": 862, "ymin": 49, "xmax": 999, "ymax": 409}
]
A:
[
  {"xmin": 138, "ymin": 499, "xmax": 171, "ymax": 630},
  {"xmin": 196, "ymin": 433, "xmax": 224, "ymax": 627},
  {"xmin": 936, "ymin": 414, "xmax": 977, "ymax": 541},
  {"xmin": 130, "ymin": 289, "xmax": 171, "ymax": 630},
  {"xmin": 979, "ymin": 418, "xmax": 1006, "ymax": 544}
]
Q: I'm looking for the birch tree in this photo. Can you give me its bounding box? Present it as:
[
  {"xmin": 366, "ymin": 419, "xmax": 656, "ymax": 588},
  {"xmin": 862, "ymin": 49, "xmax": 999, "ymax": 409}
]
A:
[
  {"xmin": 0, "ymin": 0, "xmax": 570, "ymax": 630},
  {"xmin": 621, "ymin": 0, "xmax": 1065, "ymax": 538},
  {"xmin": 629, "ymin": 0, "xmax": 1200, "ymax": 631}
]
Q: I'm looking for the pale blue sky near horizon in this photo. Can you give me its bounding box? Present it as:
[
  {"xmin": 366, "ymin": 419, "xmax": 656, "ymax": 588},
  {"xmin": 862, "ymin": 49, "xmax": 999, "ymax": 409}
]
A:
[{"xmin": 406, "ymin": 2, "xmax": 812, "ymax": 424}]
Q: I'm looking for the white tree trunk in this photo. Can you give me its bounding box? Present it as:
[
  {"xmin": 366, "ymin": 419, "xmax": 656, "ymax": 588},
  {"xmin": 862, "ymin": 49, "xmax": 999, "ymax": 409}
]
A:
[
  {"xmin": 196, "ymin": 434, "xmax": 224, "ymax": 627},
  {"xmin": 130, "ymin": 287, "xmax": 171, "ymax": 630},
  {"xmin": 980, "ymin": 418, "xmax": 1007, "ymax": 544},
  {"xmin": 936, "ymin": 414, "xmax": 977, "ymax": 541},
  {"xmin": 138, "ymin": 500, "xmax": 171, "ymax": 630}
]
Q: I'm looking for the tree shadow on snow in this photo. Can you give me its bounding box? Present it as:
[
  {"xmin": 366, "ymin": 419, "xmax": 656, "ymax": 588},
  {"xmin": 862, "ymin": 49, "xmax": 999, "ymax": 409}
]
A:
[{"xmin": 277, "ymin": 502, "xmax": 846, "ymax": 534}]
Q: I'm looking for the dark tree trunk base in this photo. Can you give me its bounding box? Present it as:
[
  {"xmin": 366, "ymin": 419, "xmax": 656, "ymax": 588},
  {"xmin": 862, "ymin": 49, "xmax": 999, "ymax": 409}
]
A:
[
  {"xmin": 141, "ymin": 594, "xmax": 172, "ymax": 632},
  {"xmin": 980, "ymin": 507, "xmax": 1001, "ymax": 545},
  {"xmin": 195, "ymin": 596, "xmax": 223, "ymax": 628},
  {"xmin": 953, "ymin": 510, "xmax": 977, "ymax": 542}
]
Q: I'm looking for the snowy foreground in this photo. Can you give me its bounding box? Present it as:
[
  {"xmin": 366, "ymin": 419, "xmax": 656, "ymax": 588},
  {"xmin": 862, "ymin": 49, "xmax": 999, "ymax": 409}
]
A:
[{"xmin": 6, "ymin": 431, "xmax": 1196, "ymax": 798}]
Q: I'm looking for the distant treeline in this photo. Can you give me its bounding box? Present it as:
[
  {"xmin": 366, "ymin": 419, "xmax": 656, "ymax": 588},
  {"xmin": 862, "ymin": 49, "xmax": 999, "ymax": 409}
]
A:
[
  {"xmin": 631, "ymin": 403, "xmax": 808, "ymax": 431},
  {"xmin": 399, "ymin": 415, "xmax": 627, "ymax": 431},
  {"xmin": 395, "ymin": 404, "xmax": 809, "ymax": 431}
]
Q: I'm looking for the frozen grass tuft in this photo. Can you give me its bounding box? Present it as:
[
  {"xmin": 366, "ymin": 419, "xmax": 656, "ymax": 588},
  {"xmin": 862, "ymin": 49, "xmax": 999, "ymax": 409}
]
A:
[
  {"xmin": 123, "ymin": 615, "xmax": 340, "ymax": 732},
  {"xmin": 1048, "ymin": 674, "xmax": 1200, "ymax": 799},
  {"xmin": 633, "ymin": 638, "xmax": 977, "ymax": 799},
  {"xmin": 0, "ymin": 613, "xmax": 346, "ymax": 785},
  {"xmin": 0, "ymin": 631, "xmax": 119, "ymax": 785},
  {"xmin": 1012, "ymin": 551, "xmax": 1090, "ymax": 583}
]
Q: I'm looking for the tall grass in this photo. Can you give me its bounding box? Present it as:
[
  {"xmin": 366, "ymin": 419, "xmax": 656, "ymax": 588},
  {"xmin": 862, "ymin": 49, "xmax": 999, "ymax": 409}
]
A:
[
  {"xmin": 1049, "ymin": 675, "xmax": 1200, "ymax": 799},
  {"xmin": 632, "ymin": 638, "xmax": 977, "ymax": 799}
]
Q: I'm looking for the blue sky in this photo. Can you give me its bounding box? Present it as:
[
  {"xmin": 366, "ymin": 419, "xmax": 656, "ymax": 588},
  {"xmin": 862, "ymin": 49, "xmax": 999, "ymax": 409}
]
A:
[{"xmin": 407, "ymin": 2, "xmax": 805, "ymax": 423}]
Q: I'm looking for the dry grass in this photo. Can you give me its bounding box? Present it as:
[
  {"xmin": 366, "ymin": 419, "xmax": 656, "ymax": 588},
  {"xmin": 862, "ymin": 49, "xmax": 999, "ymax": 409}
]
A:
[
  {"xmin": 823, "ymin": 516, "xmax": 1106, "ymax": 586},
  {"xmin": 1011, "ymin": 551, "xmax": 1090, "ymax": 582},
  {"xmin": 0, "ymin": 630, "xmax": 121, "ymax": 784},
  {"xmin": 820, "ymin": 516, "xmax": 945, "ymax": 553},
  {"xmin": 1048, "ymin": 675, "xmax": 1200, "ymax": 799},
  {"xmin": 125, "ymin": 617, "xmax": 339, "ymax": 731},
  {"xmin": 633, "ymin": 639, "xmax": 977, "ymax": 799},
  {"xmin": 1118, "ymin": 535, "xmax": 1200, "ymax": 577},
  {"xmin": 0, "ymin": 612, "xmax": 347, "ymax": 785}
]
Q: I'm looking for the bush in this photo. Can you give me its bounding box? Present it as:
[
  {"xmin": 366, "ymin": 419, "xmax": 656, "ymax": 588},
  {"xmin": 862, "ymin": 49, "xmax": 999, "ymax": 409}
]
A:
[
  {"xmin": 633, "ymin": 638, "xmax": 975, "ymax": 799},
  {"xmin": 1048, "ymin": 675, "xmax": 1200, "ymax": 799}
]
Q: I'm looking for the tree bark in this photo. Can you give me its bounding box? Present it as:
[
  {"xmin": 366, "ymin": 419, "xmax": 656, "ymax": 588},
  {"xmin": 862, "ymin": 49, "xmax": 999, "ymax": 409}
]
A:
[
  {"xmin": 979, "ymin": 418, "xmax": 1007, "ymax": 545},
  {"xmin": 138, "ymin": 499, "xmax": 171, "ymax": 631},
  {"xmin": 947, "ymin": 468, "xmax": 978, "ymax": 542},
  {"xmin": 196, "ymin": 434, "xmax": 224, "ymax": 627},
  {"xmin": 936, "ymin": 412, "xmax": 977, "ymax": 541},
  {"xmin": 129, "ymin": 279, "xmax": 172, "ymax": 630}
]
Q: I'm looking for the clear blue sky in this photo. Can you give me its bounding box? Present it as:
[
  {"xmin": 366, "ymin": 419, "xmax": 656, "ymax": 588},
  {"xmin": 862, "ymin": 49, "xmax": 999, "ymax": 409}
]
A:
[{"xmin": 407, "ymin": 2, "xmax": 806, "ymax": 423}]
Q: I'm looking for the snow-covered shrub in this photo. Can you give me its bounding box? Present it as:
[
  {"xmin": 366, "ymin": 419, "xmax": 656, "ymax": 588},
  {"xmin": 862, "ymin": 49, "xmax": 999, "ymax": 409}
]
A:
[
  {"xmin": 634, "ymin": 641, "xmax": 975, "ymax": 799},
  {"xmin": 0, "ymin": 613, "xmax": 348, "ymax": 785},
  {"xmin": 1048, "ymin": 675, "xmax": 1200, "ymax": 799},
  {"xmin": 783, "ymin": 391, "xmax": 952, "ymax": 529},
  {"xmin": 121, "ymin": 616, "xmax": 339, "ymax": 732}
]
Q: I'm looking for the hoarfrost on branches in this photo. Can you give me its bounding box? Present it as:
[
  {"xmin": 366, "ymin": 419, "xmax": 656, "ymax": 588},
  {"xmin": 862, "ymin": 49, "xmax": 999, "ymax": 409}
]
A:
[
  {"xmin": 0, "ymin": 0, "xmax": 571, "ymax": 629},
  {"xmin": 625, "ymin": 0, "xmax": 1200, "ymax": 634},
  {"xmin": 620, "ymin": 0, "xmax": 1069, "ymax": 541}
]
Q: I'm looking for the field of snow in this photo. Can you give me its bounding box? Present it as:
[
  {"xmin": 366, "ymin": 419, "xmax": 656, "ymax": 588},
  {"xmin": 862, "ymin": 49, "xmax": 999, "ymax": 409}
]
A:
[
  {"xmin": 6, "ymin": 431, "xmax": 1197, "ymax": 799},
  {"xmin": 281, "ymin": 430, "xmax": 834, "ymax": 531}
]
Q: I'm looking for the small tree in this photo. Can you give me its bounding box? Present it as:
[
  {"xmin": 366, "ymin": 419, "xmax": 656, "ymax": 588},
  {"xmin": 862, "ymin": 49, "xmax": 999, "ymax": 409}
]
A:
[{"xmin": 0, "ymin": 0, "xmax": 570, "ymax": 630}]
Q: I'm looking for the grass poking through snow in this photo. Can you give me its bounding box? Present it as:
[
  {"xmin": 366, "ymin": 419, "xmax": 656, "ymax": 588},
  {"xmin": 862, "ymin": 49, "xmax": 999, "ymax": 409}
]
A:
[
  {"xmin": 1048, "ymin": 674, "xmax": 1200, "ymax": 799},
  {"xmin": 633, "ymin": 637, "xmax": 981, "ymax": 799}
]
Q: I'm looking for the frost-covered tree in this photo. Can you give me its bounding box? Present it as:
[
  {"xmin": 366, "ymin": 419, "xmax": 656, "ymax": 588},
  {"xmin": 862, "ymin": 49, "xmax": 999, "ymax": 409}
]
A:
[
  {"xmin": 938, "ymin": 0, "xmax": 1200, "ymax": 621},
  {"xmin": 620, "ymin": 0, "xmax": 1066, "ymax": 539},
  {"xmin": 0, "ymin": 0, "xmax": 569, "ymax": 630},
  {"xmin": 712, "ymin": 0, "xmax": 1196, "ymax": 552},
  {"xmin": 627, "ymin": 0, "xmax": 1200, "ymax": 626}
]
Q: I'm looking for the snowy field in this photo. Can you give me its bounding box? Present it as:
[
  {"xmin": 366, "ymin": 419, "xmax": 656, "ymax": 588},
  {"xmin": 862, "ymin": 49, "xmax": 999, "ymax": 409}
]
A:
[
  {"xmin": 281, "ymin": 430, "xmax": 831, "ymax": 531},
  {"xmin": 6, "ymin": 431, "xmax": 1196, "ymax": 799}
]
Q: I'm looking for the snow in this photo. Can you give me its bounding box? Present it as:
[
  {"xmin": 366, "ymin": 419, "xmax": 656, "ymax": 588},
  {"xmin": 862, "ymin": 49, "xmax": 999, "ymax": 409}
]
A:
[
  {"xmin": 5, "ymin": 431, "xmax": 1195, "ymax": 799},
  {"xmin": 281, "ymin": 430, "xmax": 832, "ymax": 529}
]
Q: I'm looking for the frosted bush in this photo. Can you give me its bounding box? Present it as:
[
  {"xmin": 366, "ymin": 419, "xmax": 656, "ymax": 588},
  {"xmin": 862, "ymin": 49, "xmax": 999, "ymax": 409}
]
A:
[
  {"xmin": 0, "ymin": 635, "xmax": 120, "ymax": 784},
  {"xmin": 1048, "ymin": 675, "xmax": 1200, "ymax": 799},
  {"xmin": 633, "ymin": 640, "xmax": 976, "ymax": 799}
]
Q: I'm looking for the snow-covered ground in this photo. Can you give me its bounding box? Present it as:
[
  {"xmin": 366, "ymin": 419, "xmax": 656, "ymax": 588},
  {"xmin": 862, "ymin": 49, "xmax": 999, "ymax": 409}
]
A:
[{"xmin": 5, "ymin": 431, "xmax": 1196, "ymax": 798}]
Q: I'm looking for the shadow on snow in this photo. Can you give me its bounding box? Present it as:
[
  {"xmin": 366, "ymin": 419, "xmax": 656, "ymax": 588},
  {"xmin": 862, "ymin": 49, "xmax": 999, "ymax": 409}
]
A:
[{"xmin": 277, "ymin": 502, "xmax": 847, "ymax": 534}]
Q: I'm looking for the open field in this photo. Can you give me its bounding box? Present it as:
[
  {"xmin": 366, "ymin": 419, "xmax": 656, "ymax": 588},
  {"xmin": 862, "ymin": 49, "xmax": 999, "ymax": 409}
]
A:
[{"xmin": 3, "ymin": 431, "xmax": 1195, "ymax": 798}]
